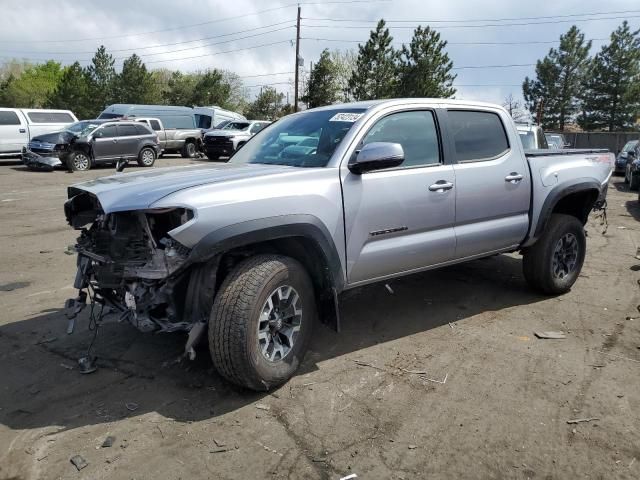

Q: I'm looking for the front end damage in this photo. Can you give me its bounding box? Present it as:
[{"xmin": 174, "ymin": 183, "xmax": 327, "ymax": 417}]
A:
[{"xmin": 64, "ymin": 189, "xmax": 210, "ymax": 359}]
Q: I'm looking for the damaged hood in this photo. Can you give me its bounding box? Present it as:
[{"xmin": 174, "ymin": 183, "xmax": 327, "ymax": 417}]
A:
[
  {"xmin": 31, "ymin": 130, "xmax": 75, "ymax": 145},
  {"xmin": 68, "ymin": 163, "xmax": 295, "ymax": 213}
]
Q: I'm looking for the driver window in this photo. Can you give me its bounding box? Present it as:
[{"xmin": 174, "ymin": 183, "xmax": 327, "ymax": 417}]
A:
[
  {"xmin": 362, "ymin": 110, "xmax": 441, "ymax": 167},
  {"xmin": 95, "ymin": 125, "xmax": 118, "ymax": 138}
]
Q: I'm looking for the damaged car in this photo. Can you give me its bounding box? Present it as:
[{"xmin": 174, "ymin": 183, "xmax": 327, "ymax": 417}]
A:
[
  {"xmin": 23, "ymin": 120, "xmax": 160, "ymax": 171},
  {"xmin": 64, "ymin": 99, "xmax": 613, "ymax": 391}
]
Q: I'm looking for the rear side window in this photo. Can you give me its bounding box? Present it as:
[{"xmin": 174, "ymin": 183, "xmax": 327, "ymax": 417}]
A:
[
  {"xmin": 117, "ymin": 125, "xmax": 140, "ymax": 137},
  {"xmin": 195, "ymin": 114, "xmax": 212, "ymax": 129},
  {"xmin": 135, "ymin": 124, "xmax": 152, "ymax": 135},
  {"xmin": 27, "ymin": 112, "xmax": 74, "ymax": 123},
  {"xmin": 362, "ymin": 110, "xmax": 440, "ymax": 168},
  {"xmin": 448, "ymin": 110, "xmax": 509, "ymax": 161},
  {"xmin": 162, "ymin": 115, "xmax": 195, "ymax": 129},
  {"xmin": 149, "ymin": 120, "xmax": 161, "ymax": 131},
  {"xmin": 0, "ymin": 111, "xmax": 21, "ymax": 125}
]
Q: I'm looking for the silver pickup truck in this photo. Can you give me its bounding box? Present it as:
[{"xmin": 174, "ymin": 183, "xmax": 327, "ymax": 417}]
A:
[
  {"xmin": 134, "ymin": 117, "xmax": 202, "ymax": 158},
  {"xmin": 64, "ymin": 99, "xmax": 613, "ymax": 390}
]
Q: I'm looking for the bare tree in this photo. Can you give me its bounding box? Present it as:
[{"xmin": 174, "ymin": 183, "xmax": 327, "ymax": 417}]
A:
[{"xmin": 502, "ymin": 94, "xmax": 530, "ymax": 122}]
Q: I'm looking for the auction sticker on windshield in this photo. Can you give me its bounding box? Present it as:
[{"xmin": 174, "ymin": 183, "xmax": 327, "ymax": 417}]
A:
[{"xmin": 329, "ymin": 113, "xmax": 363, "ymax": 122}]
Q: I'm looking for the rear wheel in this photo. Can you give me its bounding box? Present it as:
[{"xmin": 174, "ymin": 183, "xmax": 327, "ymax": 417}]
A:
[
  {"xmin": 181, "ymin": 141, "xmax": 196, "ymax": 158},
  {"xmin": 209, "ymin": 255, "xmax": 315, "ymax": 391},
  {"xmin": 137, "ymin": 147, "xmax": 156, "ymax": 167},
  {"xmin": 69, "ymin": 151, "xmax": 91, "ymax": 171},
  {"xmin": 523, "ymin": 214, "xmax": 586, "ymax": 295}
]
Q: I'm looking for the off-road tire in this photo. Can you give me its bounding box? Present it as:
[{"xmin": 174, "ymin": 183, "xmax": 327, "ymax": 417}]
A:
[
  {"xmin": 523, "ymin": 214, "xmax": 586, "ymax": 295},
  {"xmin": 209, "ymin": 255, "xmax": 315, "ymax": 391},
  {"xmin": 137, "ymin": 147, "xmax": 156, "ymax": 167},
  {"xmin": 629, "ymin": 172, "xmax": 640, "ymax": 191},
  {"xmin": 69, "ymin": 151, "xmax": 91, "ymax": 171},
  {"xmin": 181, "ymin": 141, "xmax": 196, "ymax": 158}
]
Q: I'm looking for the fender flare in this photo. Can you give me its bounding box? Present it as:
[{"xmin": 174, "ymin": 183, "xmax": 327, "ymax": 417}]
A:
[
  {"xmin": 189, "ymin": 214, "xmax": 345, "ymax": 293},
  {"xmin": 530, "ymin": 178, "xmax": 601, "ymax": 243}
]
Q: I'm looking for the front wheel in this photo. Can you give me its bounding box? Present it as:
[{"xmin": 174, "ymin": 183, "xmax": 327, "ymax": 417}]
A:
[
  {"xmin": 181, "ymin": 141, "xmax": 196, "ymax": 158},
  {"xmin": 523, "ymin": 214, "xmax": 586, "ymax": 295},
  {"xmin": 137, "ymin": 147, "xmax": 156, "ymax": 167},
  {"xmin": 69, "ymin": 151, "xmax": 91, "ymax": 171},
  {"xmin": 209, "ymin": 255, "xmax": 315, "ymax": 391}
]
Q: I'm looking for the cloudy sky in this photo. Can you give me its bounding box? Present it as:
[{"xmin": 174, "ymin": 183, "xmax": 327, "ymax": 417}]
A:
[{"xmin": 0, "ymin": 0, "xmax": 638, "ymax": 106}]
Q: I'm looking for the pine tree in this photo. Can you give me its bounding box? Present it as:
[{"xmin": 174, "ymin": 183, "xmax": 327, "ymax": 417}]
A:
[
  {"xmin": 398, "ymin": 26, "xmax": 456, "ymax": 98},
  {"xmin": 190, "ymin": 69, "xmax": 232, "ymax": 107},
  {"xmin": 164, "ymin": 71, "xmax": 197, "ymax": 106},
  {"xmin": 85, "ymin": 46, "xmax": 116, "ymax": 117},
  {"xmin": 348, "ymin": 20, "xmax": 398, "ymax": 100},
  {"xmin": 244, "ymin": 87, "xmax": 284, "ymax": 120},
  {"xmin": 46, "ymin": 62, "xmax": 92, "ymax": 118},
  {"xmin": 523, "ymin": 26, "xmax": 591, "ymax": 130},
  {"xmin": 115, "ymin": 54, "xmax": 153, "ymax": 104},
  {"xmin": 579, "ymin": 21, "xmax": 640, "ymax": 131},
  {"xmin": 302, "ymin": 49, "xmax": 340, "ymax": 108}
]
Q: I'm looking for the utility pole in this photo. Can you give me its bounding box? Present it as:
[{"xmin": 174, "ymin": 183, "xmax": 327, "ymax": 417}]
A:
[{"xmin": 294, "ymin": 5, "xmax": 301, "ymax": 112}]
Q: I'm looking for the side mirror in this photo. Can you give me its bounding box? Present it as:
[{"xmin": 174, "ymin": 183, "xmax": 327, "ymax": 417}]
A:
[
  {"xmin": 628, "ymin": 150, "xmax": 636, "ymax": 158},
  {"xmin": 348, "ymin": 142, "xmax": 404, "ymax": 174}
]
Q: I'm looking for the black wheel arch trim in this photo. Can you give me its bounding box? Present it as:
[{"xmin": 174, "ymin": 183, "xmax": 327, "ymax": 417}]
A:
[
  {"xmin": 530, "ymin": 178, "xmax": 601, "ymax": 243},
  {"xmin": 190, "ymin": 214, "xmax": 345, "ymax": 291}
]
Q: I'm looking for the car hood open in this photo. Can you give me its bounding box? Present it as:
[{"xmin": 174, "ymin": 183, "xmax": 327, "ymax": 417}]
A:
[{"xmin": 67, "ymin": 163, "xmax": 294, "ymax": 213}]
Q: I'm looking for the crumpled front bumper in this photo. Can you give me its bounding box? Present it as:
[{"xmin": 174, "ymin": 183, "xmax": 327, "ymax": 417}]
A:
[{"xmin": 22, "ymin": 148, "xmax": 64, "ymax": 171}]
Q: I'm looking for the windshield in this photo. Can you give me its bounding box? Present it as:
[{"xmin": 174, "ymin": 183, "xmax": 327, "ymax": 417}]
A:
[
  {"xmin": 224, "ymin": 121, "xmax": 250, "ymax": 131},
  {"xmin": 546, "ymin": 135, "xmax": 563, "ymax": 148},
  {"xmin": 230, "ymin": 108, "xmax": 365, "ymax": 168},
  {"xmin": 518, "ymin": 131, "xmax": 536, "ymax": 149},
  {"xmin": 66, "ymin": 121, "xmax": 103, "ymax": 137},
  {"xmin": 623, "ymin": 141, "xmax": 638, "ymax": 152}
]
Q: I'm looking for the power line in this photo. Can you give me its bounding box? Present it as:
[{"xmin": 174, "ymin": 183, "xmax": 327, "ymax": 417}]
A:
[
  {"xmin": 452, "ymin": 63, "xmax": 535, "ymax": 70},
  {"xmin": 301, "ymin": 14, "xmax": 640, "ymax": 30},
  {"xmin": 302, "ymin": 9, "xmax": 640, "ymax": 24},
  {"xmin": 0, "ymin": 0, "xmax": 389, "ymax": 44},
  {"xmin": 0, "ymin": 21, "xmax": 295, "ymax": 55},
  {"xmin": 301, "ymin": 37, "xmax": 608, "ymax": 46}
]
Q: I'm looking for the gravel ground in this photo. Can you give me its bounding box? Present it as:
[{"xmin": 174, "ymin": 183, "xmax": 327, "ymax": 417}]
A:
[{"xmin": 0, "ymin": 157, "xmax": 638, "ymax": 480}]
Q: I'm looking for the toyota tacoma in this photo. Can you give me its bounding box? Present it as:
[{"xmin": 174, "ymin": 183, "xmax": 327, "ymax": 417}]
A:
[{"xmin": 64, "ymin": 99, "xmax": 614, "ymax": 390}]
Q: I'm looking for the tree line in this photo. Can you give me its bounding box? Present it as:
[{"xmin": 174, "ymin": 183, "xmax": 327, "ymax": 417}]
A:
[
  {"xmin": 523, "ymin": 21, "xmax": 640, "ymax": 131},
  {"xmin": 1, "ymin": 19, "xmax": 638, "ymax": 131}
]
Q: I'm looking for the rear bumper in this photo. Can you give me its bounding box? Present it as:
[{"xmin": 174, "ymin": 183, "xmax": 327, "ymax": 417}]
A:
[{"xmin": 21, "ymin": 148, "xmax": 63, "ymax": 171}]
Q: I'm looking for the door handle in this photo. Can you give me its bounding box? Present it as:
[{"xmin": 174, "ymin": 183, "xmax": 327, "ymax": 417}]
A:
[
  {"xmin": 428, "ymin": 181, "xmax": 454, "ymax": 192},
  {"xmin": 19, "ymin": 128, "xmax": 26, "ymax": 133},
  {"xmin": 505, "ymin": 173, "xmax": 524, "ymax": 183},
  {"xmin": 112, "ymin": 139, "xmax": 118, "ymax": 143}
]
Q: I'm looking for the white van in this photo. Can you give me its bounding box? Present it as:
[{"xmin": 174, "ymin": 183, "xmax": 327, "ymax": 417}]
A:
[
  {"xmin": 194, "ymin": 106, "xmax": 245, "ymax": 130},
  {"xmin": 0, "ymin": 108, "xmax": 78, "ymax": 157}
]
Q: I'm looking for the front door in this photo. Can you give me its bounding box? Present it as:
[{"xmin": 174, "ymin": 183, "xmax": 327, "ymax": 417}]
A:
[
  {"xmin": 0, "ymin": 110, "xmax": 28, "ymax": 154},
  {"xmin": 446, "ymin": 109, "xmax": 531, "ymax": 258},
  {"xmin": 92, "ymin": 124, "xmax": 120, "ymax": 160},
  {"xmin": 341, "ymin": 109, "xmax": 457, "ymax": 286}
]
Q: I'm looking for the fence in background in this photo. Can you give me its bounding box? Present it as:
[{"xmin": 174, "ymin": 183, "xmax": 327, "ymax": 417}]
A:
[{"xmin": 551, "ymin": 132, "xmax": 640, "ymax": 152}]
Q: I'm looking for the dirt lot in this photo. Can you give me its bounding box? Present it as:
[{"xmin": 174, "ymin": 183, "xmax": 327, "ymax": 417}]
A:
[{"xmin": 0, "ymin": 157, "xmax": 638, "ymax": 480}]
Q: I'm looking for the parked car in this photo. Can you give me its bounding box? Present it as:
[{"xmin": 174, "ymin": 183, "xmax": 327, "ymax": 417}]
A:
[
  {"xmin": 0, "ymin": 108, "xmax": 77, "ymax": 157},
  {"xmin": 194, "ymin": 106, "xmax": 245, "ymax": 130},
  {"xmin": 615, "ymin": 140, "xmax": 638, "ymax": 175},
  {"xmin": 516, "ymin": 123, "xmax": 549, "ymax": 149},
  {"xmin": 23, "ymin": 120, "xmax": 160, "ymax": 171},
  {"xmin": 133, "ymin": 117, "xmax": 203, "ymax": 158},
  {"xmin": 202, "ymin": 120, "xmax": 271, "ymax": 160},
  {"xmin": 545, "ymin": 133, "xmax": 570, "ymax": 149},
  {"xmin": 623, "ymin": 141, "xmax": 640, "ymax": 190},
  {"xmin": 64, "ymin": 99, "xmax": 613, "ymax": 390}
]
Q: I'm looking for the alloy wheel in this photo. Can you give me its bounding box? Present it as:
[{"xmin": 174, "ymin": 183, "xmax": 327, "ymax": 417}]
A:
[
  {"xmin": 552, "ymin": 233, "xmax": 579, "ymax": 279},
  {"xmin": 257, "ymin": 285, "xmax": 302, "ymax": 362},
  {"xmin": 73, "ymin": 154, "xmax": 89, "ymax": 171}
]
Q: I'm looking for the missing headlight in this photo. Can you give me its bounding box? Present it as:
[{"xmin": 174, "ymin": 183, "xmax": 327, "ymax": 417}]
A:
[{"xmin": 144, "ymin": 208, "xmax": 194, "ymax": 246}]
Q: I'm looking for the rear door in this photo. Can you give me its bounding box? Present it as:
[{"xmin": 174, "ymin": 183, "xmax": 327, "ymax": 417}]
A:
[
  {"xmin": 341, "ymin": 107, "xmax": 457, "ymax": 286},
  {"xmin": 0, "ymin": 110, "xmax": 28, "ymax": 154},
  {"xmin": 446, "ymin": 108, "xmax": 531, "ymax": 258},
  {"xmin": 115, "ymin": 124, "xmax": 141, "ymax": 158}
]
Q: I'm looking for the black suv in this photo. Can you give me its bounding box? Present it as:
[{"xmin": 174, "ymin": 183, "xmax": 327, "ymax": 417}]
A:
[{"xmin": 23, "ymin": 120, "xmax": 161, "ymax": 171}]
